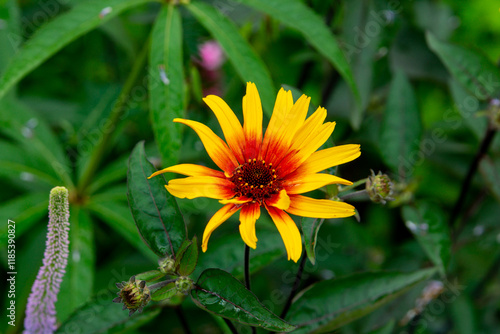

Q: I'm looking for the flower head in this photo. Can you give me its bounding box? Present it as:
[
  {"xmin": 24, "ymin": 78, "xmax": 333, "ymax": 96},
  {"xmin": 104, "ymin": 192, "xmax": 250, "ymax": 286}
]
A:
[
  {"xmin": 24, "ymin": 186, "xmax": 70, "ymax": 334},
  {"xmin": 150, "ymin": 83, "xmax": 360, "ymax": 262},
  {"xmin": 366, "ymin": 170, "xmax": 394, "ymax": 204},
  {"xmin": 198, "ymin": 40, "xmax": 225, "ymax": 71},
  {"xmin": 113, "ymin": 276, "xmax": 151, "ymax": 316}
]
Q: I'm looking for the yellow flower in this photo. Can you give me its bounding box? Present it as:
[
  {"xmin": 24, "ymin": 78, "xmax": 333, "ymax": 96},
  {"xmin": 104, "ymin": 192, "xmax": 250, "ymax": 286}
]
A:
[{"xmin": 150, "ymin": 83, "xmax": 360, "ymax": 262}]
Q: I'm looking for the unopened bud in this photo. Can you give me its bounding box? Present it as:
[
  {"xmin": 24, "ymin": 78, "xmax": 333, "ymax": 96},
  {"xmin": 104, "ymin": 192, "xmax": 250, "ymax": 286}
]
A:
[
  {"xmin": 366, "ymin": 170, "xmax": 394, "ymax": 204},
  {"xmin": 113, "ymin": 276, "xmax": 151, "ymax": 316},
  {"xmin": 158, "ymin": 256, "xmax": 176, "ymax": 275},
  {"xmin": 175, "ymin": 277, "xmax": 194, "ymax": 294}
]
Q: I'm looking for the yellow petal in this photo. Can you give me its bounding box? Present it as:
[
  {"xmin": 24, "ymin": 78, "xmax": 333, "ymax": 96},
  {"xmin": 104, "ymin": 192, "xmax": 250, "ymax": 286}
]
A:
[
  {"xmin": 297, "ymin": 144, "xmax": 361, "ymax": 175},
  {"xmin": 219, "ymin": 197, "xmax": 252, "ymax": 205},
  {"xmin": 287, "ymin": 195, "xmax": 355, "ymax": 219},
  {"xmin": 202, "ymin": 204, "xmax": 240, "ymax": 252},
  {"xmin": 166, "ymin": 176, "xmax": 235, "ymax": 199},
  {"xmin": 174, "ymin": 118, "xmax": 238, "ymax": 175},
  {"xmin": 239, "ymin": 203, "xmax": 260, "ymax": 249},
  {"xmin": 149, "ymin": 164, "xmax": 224, "ymax": 179},
  {"xmin": 266, "ymin": 206, "xmax": 302, "ymax": 262},
  {"xmin": 266, "ymin": 189, "xmax": 290, "ymax": 210},
  {"xmin": 203, "ymin": 95, "xmax": 245, "ymax": 163},
  {"xmin": 291, "ymin": 107, "xmax": 327, "ymax": 150},
  {"xmin": 242, "ymin": 82, "xmax": 263, "ymax": 153},
  {"xmin": 284, "ymin": 173, "xmax": 352, "ymax": 194}
]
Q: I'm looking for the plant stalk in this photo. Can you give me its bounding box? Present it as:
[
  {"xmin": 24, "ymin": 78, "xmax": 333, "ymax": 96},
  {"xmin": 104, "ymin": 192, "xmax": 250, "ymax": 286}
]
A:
[{"xmin": 280, "ymin": 250, "xmax": 307, "ymax": 319}]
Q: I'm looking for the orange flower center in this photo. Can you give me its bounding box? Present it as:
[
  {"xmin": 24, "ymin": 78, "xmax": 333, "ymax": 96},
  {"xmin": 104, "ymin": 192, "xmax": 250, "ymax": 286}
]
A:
[{"xmin": 230, "ymin": 159, "xmax": 282, "ymax": 202}]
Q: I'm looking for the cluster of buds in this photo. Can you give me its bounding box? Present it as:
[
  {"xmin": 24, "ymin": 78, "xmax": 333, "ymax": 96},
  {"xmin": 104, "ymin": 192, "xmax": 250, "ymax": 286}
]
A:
[
  {"xmin": 113, "ymin": 276, "xmax": 151, "ymax": 316},
  {"xmin": 366, "ymin": 170, "xmax": 394, "ymax": 204}
]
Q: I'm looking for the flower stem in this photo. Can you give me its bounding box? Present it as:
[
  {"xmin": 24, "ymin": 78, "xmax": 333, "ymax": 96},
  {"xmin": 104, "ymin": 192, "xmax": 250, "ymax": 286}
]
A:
[
  {"xmin": 244, "ymin": 245, "xmax": 251, "ymax": 290},
  {"xmin": 338, "ymin": 178, "xmax": 367, "ymax": 193},
  {"xmin": 280, "ymin": 250, "xmax": 307, "ymax": 319},
  {"xmin": 175, "ymin": 305, "xmax": 192, "ymax": 334},
  {"xmin": 77, "ymin": 35, "xmax": 151, "ymax": 195},
  {"xmin": 244, "ymin": 245, "xmax": 256, "ymax": 334},
  {"xmin": 339, "ymin": 189, "xmax": 368, "ymax": 200},
  {"xmin": 449, "ymin": 126, "xmax": 496, "ymax": 228}
]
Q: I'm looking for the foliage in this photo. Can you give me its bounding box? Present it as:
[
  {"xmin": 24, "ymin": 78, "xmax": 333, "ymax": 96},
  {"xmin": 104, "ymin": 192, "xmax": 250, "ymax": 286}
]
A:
[{"xmin": 1, "ymin": 0, "xmax": 500, "ymax": 333}]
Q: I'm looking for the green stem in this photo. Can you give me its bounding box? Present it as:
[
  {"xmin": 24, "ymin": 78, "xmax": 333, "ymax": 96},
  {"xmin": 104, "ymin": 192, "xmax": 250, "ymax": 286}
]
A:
[
  {"xmin": 339, "ymin": 189, "xmax": 368, "ymax": 200},
  {"xmin": 338, "ymin": 178, "xmax": 367, "ymax": 193},
  {"xmin": 77, "ymin": 35, "xmax": 151, "ymax": 194}
]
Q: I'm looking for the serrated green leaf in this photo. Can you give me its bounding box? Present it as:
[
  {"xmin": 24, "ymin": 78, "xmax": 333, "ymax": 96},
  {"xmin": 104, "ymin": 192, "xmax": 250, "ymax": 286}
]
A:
[
  {"xmin": 0, "ymin": 192, "xmax": 48, "ymax": 246},
  {"xmin": 178, "ymin": 236, "xmax": 198, "ymax": 276},
  {"xmin": 286, "ymin": 268, "xmax": 437, "ymax": 334},
  {"xmin": 380, "ymin": 70, "xmax": 421, "ymax": 179},
  {"xmin": 151, "ymin": 282, "xmax": 177, "ymax": 302},
  {"xmin": 186, "ymin": 1, "xmax": 275, "ymax": 116},
  {"xmin": 426, "ymin": 32, "xmax": 500, "ymax": 100},
  {"xmin": 57, "ymin": 208, "xmax": 95, "ymax": 323},
  {"xmin": 149, "ymin": 4, "xmax": 184, "ymax": 169},
  {"xmin": 402, "ymin": 202, "xmax": 451, "ymax": 277},
  {"xmin": 191, "ymin": 268, "xmax": 296, "ymax": 332},
  {"xmin": 86, "ymin": 200, "xmax": 157, "ymax": 262},
  {"xmin": 127, "ymin": 141, "xmax": 186, "ymax": 257},
  {"xmin": 479, "ymin": 157, "xmax": 500, "ymax": 203},
  {"xmin": 135, "ymin": 270, "xmax": 164, "ymax": 283},
  {"xmin": 56, "ymin": 299, "xmax": 160, "ymax": 334},
  {"xmin": 301, "ymin": 217, "xmax": 324, "ymax": 265},
  {"xmin": 233, "ymin": 0, "xmax": 359, "ymax": 105},
  {"xmin": 0, "ymin": 0, "xmax": 153, "ymax": 100}
]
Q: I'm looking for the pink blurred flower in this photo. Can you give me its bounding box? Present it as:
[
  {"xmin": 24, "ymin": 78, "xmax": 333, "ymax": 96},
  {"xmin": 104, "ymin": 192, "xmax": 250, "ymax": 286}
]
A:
[{"xmin": 198, "ymin": 40, "xmax": 225, "ymax": 71}]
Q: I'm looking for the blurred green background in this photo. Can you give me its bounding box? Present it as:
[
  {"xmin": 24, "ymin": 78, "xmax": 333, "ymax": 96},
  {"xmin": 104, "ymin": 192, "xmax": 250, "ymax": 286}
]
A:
[{"xmin": 1, "ymin": 0, "xmax": 500, "ymax": 333}]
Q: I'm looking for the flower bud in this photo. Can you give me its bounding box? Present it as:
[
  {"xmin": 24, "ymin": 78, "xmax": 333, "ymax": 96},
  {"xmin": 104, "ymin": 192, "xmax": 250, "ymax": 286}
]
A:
[
  {"xmin": 175, "ymin": 276, "xmax": 194, "ymax": 294},
  {"xmin": 488, "ymin": 98, "xmax": 500, "ymax": 129},
  {"xmin": 113, "ymin": 276, "xmax": 151, "ymax": 316},
  {"xmin": 366, "ymin": 170, "xmax": 394, "ymax": 204},
  {"xmin": 158, "ymin": 256, "xmax": 176, "ymax": 275}
]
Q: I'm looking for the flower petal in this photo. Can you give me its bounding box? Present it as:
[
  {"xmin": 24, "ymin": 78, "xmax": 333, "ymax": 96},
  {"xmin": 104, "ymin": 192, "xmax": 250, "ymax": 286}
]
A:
[
  {"xmin": 203, "ymin": 95, "xmax": 245, "ymax": 163},
  {"xmin": 219, "ymin": 196, "xmax": 252, "ymax": 205},
  {"xmin": 174, "ymin": 118, "xmax": 238, "ymax": 175},
  {"xmin": 239, "ymin": 202, "xmax": 260, "ymax": 249},
  {"xmin": 149, "ymin": 164, "xmax": 224, "ymax": 179},
  {"xmin": 242, "ymin": 82, "xmax": 263, "ymax": 157},
  {"xmin": 284, "ymin": 173, "xmax": 353, "ymax": 194},
  {"xmin": 202, "ymin": 204, "xmax": 240, "ymax": 252},
  {"xmin": 266, "ymin": 206, "xmax": 302, "ymax": 262},
  {"xmin": 292, "ymin": 106, "xmax": 327, "ymax": 146},
  {"xmin": 266, "ymin": 189, "xmax": 290, "ymax": 210},
  {"xmin": 292, "ymin": 144, "xmax": 361, "ymax": 178},
  {"xmin": 166, "ymin": 176, "xmax": 235, "ymax": 199},
  {"xmin": 287, "ymin": 195, "xmax": 355, "ymax": 218}
]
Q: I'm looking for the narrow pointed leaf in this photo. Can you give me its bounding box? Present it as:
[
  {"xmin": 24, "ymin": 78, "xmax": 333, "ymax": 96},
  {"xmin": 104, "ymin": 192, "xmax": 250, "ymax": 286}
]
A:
[
  {"xmin": 402, "ymin": 202, "xmax": 451, "ymax": 277},
  {"xmin": 192, "ymin": 268, "xmax": 296, "ymax": 332},
  {"xmin": 0, "ymin": 0, "xmax": 153, "ymax": 100},
  {"xmin": 233, "ymin": 0, "xmax": 359, "ymax": 104},
  {"xmin": 127, "ymin": 141, "xmax": 186, "ymax": 258},
  {"xmin": 426, "ymin": 32, "xmax": 500, "ymax": 100},
  {"xmin": 301, "ymin": 217, "xmax": 324, "ymax": 265},
  {"xmin": 174, "ymin": 239, "xmax": 192, "ymax": 269},
  {"xmin": 151, "ymin": 283, "xmax": 177, "ymax": 302},
  {"xmin": 56, "ymin": 299, "xmax": 160, "ymax": 333},
  {"xmin": 135, "ymin": 270, "xmax": 164, "ymax": 283},
  {"xmin": 286, "ymin": 268, "xmax": 437, "ymax": 334},
  {"xmin": 149, "ymin": 5, "xmax": 184, "ymax": 169},
  {"xmin": 186, "ymin": 1, "xmax": 275, "ymax": 115},
  {"xmin": 380, "ymin": 70, "xmax": 421, "ymax": 179}
]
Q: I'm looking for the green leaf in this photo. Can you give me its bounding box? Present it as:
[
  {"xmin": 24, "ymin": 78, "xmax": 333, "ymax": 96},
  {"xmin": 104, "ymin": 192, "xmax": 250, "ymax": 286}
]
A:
[
  {"xmin": 149, "ymin": 4, "xmax": 184, "ymax": 168},
  {"xmin": 426, "ymin": 32, "xmax": 500, "ymax": 100},
  {"xmin": 127, "ymin": 141, "xmax": 186, "ymax": 257},
  {"xmin": 380, "ymin": 70, "xmax": 422, "ymax": 179},
  {"xmin": 233, "ymin": 0, "xmax": 359, "ymax": 104},
  {"xmin": 178, "ymin": 236, "xmax": 199, "ymax": 276},
  {"xmin": 0, "ymin": 0, "xmax": 154, "ymax": 100},
  {"xmin": 0, "ymin": 192, "xmax": 48, "ymax": 246},
  {"xmin": 186, "ymin": 1, "xmax": 275, "ymax": 116},
  {"xmin": 56, "ymin": 299, "xmax": 160, "ymax": 334},
  {"xmin": 301, "ymin": 217, "xmax": 324, "ymax": 265},
  {"xmin": 0, "ymin": 0, "xmax": 21, "ymax": 74},
  {"xmin": 402, "ymin": 202, "xmax": 451, "ymax": 277},
  {"xmin": 286, "ymin": 268, "xmax": 437, "ymax": 334},
  {"xmin": 191, "ymin": 268, "xmax": 296, "ymax": 332},
  {"xmin": 57, "ymin": 208, "xmax": 95, "ymax": 323},
  {"xmin": 366, "ymin": 320, "xmax": 396, "ymax": 334},
  {"xmin": 86, "ymin": 200, "xmax": 157, "ymax": 263},
  {"xmin": 135, "ymin": 270, "xmax": 164, "ymax": 283},
  {"xmin": 194, "ymin": 231, "xmax": 285, "ymax": 279},
  {"xmin": 151, "ymin": 282, "xmax": 177, "ymax": 302},
  {"xmin": 479, "ymin": 156, "xmax": 500, "ymax": 203}
]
